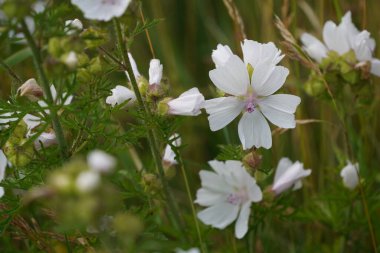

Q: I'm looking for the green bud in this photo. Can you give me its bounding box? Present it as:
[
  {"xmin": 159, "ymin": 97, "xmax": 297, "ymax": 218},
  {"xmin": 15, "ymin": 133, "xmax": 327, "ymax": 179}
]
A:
[
  {"xmin": 77, "ymin": 68, "xmax": 92, "ymax": 83},
  {"xmin": 81, "ymin": 28, "xmax": 108, "ymax": 49},
  {"xmin": 157, "ymin": 98, "xmax": 171, "ymax": 116},
  {"xmin": 304, "ymin": 72, "xmax": 325, "ymax": 97},
  {"xmin": 242, "ymin": 151, "xmax": 262, "ymax": 175},
  {"xmin": 88, "ymin": 57, "xmax": 103, "ymax": 74},
  {"xmin": 2, "ymin": 0, "xmax": 30, "ymax": 19},
  {"xmin": 48, "ymin": 37, "xmax": 64, "ymax": 58},
  {"xmin": 137, "ymin": 77, "xmax": 149, "ymax": 96}
]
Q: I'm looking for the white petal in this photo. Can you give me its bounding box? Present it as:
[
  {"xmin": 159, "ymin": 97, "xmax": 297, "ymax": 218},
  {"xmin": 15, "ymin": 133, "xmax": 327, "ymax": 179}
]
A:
[
  {"xmin": 274, "ymin": 157, "xmax": 293, "ymax": 183},
  {"xmin": 370, "ymin": 59, "xmax": 380, "ymax": 77},
  {"xmin": 212, "ymin": 44, "xmax": 234, "ymax": 67},
  {"xmin": 167, "ymin": 88, "xmax": 205, "ymax": 116},
  {"xmin": 209, "ymin": 55, "xmax": 250, "ymax": 96},
  {"xmin": 204, "ymin": 97, "xmax": 244, "ymax": 131},
  {"xmin": 163, "ymin": 134, "xmax": 181, "ymax": 165},
  {"xmin": 195, "ymin": 188, "xmax": 226, "ymax": 207},
  {"xmin": 241, "ymin": 40, "xmax": 284, "ymax": 67},
  {"xmin": 149, "ymin": 59, "xmax": 163, "ymax": 85},
  {"xmin": 252, "ymin": 64, "xmax": 289, "ymax": 97},
  {"xmin": 106, "ymin": 85, "xmax": 136, "ymax": 107},
  {"xmin": 71, "ymin": 0, "xmax": 131, "ymax": 21},
  {"xmin": 23, "ymin": 114, "xmax": 41, "ymax": 131},
  {"xmin": 258, "ymin": 94, "xmax": 300, "ymax": 128},
  {"xmin": 234, "ymin": 202, "xmax": 251, "ymax": 239},
  {"xmin": 300, "ymin": 33, "xmax": 328, "ymax": 63},
  {"xmin": 34, "ymin": 132, "xmax": 57, "ymax": 150},
  {"xmin": 75, "ymin": 171, "xmax": 100, "ymax": 193},
  {"xmin": 0, "ymin": 187, "xmax": 4, "ymax": 198},
  {"xmin": 323, "ymin": 21, "xmax": 350, "ymax": 55},
  {"xmin": 197, "ymin": 202, "xmax": 239, "ymax": 229},
  {"xmin": 238, "ymin": 111, "xmax": 272, "ymax": 150},
  {"xmin": 125, "ymin": 53, "xmax": 141, "ymax": 81},
  {"xmin": 0, "ymin": 150, "xmax": 7, "ymax": 181},
  {"xmin": 272, "ymin": 161, "xmax": 311, "ymax": 195},
  {"xmin": 198, "ymin": 170, "xmax": 232, "ymax": 194}
]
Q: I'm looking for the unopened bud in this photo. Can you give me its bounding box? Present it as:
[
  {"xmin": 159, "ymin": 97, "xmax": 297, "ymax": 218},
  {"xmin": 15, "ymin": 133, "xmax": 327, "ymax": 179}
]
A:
[
  {"xmin": 141, "ymin": 173, "xmax": 162, "ymax": 194},
  {"xmin": 147, "ymin": 83, "xmax": 165, "ymax": 100},
  {"xmin": 17, "ymin": 78, "xmax": 43, "ymax": 101},
  {"xmin": 243, "ymin": 151, "xmax": 262, "ymax": 174},
  {"xmin": 63, "ymin": 51, "xmax": 78, "ymax": 69}
]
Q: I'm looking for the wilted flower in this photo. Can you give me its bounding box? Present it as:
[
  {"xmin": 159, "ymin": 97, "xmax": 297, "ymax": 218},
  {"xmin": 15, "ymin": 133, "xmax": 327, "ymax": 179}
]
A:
[
  {"xmin": 205, "ymin": 40, "xmax": 300, "ymax": 149},
  {"xmin": 162, "ymin": 134, "xmax": 181, "ymax": 167},
  {"xmin": 87, "ymin": 150, "xmax": 116, "ymax": 173},
  {"xmin": 17, "ymin": 78, "xmax": 43, "ymax": 101},
  {"xmin": 106, "ymin": 85, "xmax": 136, "ymax": 107},
  {"xmin": 340, "ymin": 161, "xmax": 359, "ymax": 190},
  {"xmin": 71, "ymin": 0, "xmax": 131, "ymax": 21},
  {"xmin": 0, "ymin": 150, "xmax": 7, "ymax": 198},
  {"xmin": 195, "ymin": 160, "xmax": 262, "ymax": 239},
  {"xmin": 149, "ymin": 59, "xmax": 163, "ymax": 85},
  {"xmin": 272, "ymin": 158, "xmax": 311, "ymax": 195},
  {"xmin": 165, "ymin": 88, "xmax": 205, "ymax": 116},
  {"xmin": 301, "ymin": 11, "xmax": 380, "ymax": 76}
]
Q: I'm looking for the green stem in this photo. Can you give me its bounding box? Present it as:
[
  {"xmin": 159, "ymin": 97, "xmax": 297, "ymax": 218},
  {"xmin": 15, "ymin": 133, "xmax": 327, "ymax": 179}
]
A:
[
  {"xmin": 112, "ymin": 18, "xmax": 185, "ymax": 236},
  {"xmin": 21, "ymin": 19, "xmax": 68, "ymax": 159},
  {"xmin": 173, "ymin": 147, "xmax": 207, "ymax": 252}
]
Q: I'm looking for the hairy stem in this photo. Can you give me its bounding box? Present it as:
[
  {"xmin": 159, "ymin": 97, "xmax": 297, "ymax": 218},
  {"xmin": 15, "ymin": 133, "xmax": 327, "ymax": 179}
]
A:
[
  {"xmin": 21, "ymin": 19, "xmax": 68, "ymax": 159},
  {"xmin": 112, "ymin": 18, "xmax": 185, "ymax": 237}
]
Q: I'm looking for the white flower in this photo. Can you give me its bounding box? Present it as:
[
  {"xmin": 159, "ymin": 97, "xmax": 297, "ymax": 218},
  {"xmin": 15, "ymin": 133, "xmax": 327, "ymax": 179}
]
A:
[
  {"xmin": 175, "ymin": 248, "xmax": 200, "ymax": 253},
  {"xmin": 64, "ymin": 51, "xmax": 78, "ymax": 68},
  {"xmin": 340, "ymin": 161, "xmax": 359, "ymax": 190},
  {"xmin": 205, "ymin": 40, "xmax": 300, "ymax": 150},
  {"xmin": 301, "ymin": 11, "xmax": 380, "ymax": 76},
  {"xmin": 0, "ymin": 150, "xmax": 7, "ymax": 198},
  {"xmin": 65, "ymin": 19, "xmax": 83, "ymax": 34},
  {"xmin": 71, "ymin": 0, "xmax": 131, "ymax": 21},
  {"xmin": 195, "ymin": 160, "xmax": 262, "ymax": 239},
  {"xmin": 76, "ymin": 171, "xmax": 100, "ymax": 193},
  {"xmin": 272, "ymin": 158, "xmax": 311, "ymax": 195},
  {"xmin": 87, "ymin": 150, "xmax": 116, "ymax": 173},
  {"xmin": 106, "ymin": 85, "xmax": 136, "ymax": 107},
  {"xmin": 162, "ymin": 134, "xmax": 181, "ymax": 166},
  {"xmin": 167, "ymin": 88, "xmax": 205, "ymax": 116},
  {"xmin": 149, "ymin": 59, "xmax": 163, "ymax": 85},
  {"xmin": 34, "ymin": 132, "xmax": 57, "ymax": 150}
]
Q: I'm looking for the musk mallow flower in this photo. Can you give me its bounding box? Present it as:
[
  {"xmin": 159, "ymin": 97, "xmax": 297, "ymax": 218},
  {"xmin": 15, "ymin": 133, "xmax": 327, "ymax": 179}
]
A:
[
  {"xmin": 195, "ymin": 160, "xmax": 262, "ymax": 239},
  {"xmin": 272, "ymin": 158, "xmax": 311, "ymax": 195},
  {"xmin": 301, "ymin": 11, "xmax": 380, "ymax": 77},
  {"xmin": 71, "ymin": 0, "xmax": 131, "ymax": 21},
  {"xmin": 87, "ymin": 150, "xmax": 116, "ymax": 173},
  {"xmin": 340, "ymin": 161, "xmax": 359, "ymax": 190},
  {"xmin": 106, "ymin": 85, "xmax": 136, "ymax": 107},
  {"xmin": 0, "ymin": 150, "xmax": 7, "ymax": 198},
  {"xmin": 205, "ymin": 40, "xmax": 301, "ymax": 149},
  {"xmin": 162, "ymin": 133, "xmax": 181, "ymax": 167},
  {"xmin": 166, "ymin": 88, "xmax": 205, "ymax": 116}
]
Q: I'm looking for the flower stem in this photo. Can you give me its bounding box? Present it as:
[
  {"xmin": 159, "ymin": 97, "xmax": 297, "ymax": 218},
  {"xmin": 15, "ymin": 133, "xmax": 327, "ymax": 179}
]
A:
[
  {"xmin": 112, "ymin": 18, "xmax": 185, "ymax": 236},
  {"xmin": 21, "ymin": 19, "xmax": 68, "ymax": 160},
  {"xmin": 173, "ymin": 147, "xmax": 207, "ymax": 252}
]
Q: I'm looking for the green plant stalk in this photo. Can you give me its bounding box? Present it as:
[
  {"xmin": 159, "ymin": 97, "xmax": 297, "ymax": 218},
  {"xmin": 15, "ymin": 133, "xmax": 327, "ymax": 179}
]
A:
[
  {"xmin": 173, "ymin": 148, "xmax": 207, "ymax": 253},
  {"xmin": 112, "ymin": 18, "xmax": 185, "ymax": 236},
  {"xmin": 21, "ymin": 19, "xmax": 68, "ymax": 159}
]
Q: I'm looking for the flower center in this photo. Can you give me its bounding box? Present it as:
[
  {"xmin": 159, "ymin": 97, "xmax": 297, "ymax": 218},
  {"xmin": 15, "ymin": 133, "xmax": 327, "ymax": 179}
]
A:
[
  {"xmin": 226, "ymin": 189, "xmax": 248, "ymax": 205},
  {"xmin": 245, "ymin": 93, "xmax": 257, "ymax": 113}
]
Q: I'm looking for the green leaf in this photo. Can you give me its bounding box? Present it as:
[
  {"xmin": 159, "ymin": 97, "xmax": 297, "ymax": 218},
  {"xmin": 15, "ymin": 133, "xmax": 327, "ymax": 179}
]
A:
[{"xmin": 1, "ymin": 48, "xmax": 32, "ymax": 69}]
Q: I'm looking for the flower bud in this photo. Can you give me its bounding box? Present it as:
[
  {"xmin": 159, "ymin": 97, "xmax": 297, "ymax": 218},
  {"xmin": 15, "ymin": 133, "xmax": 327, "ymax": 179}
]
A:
[
  {"xmin": 242, "ymin": 151, "xmax": 262, "ymax": 174},
  {"xmin": 141, "ymin": 173, "xmax": 162, "ymax": 194},
  {"xmin": 157, "ymin": 98, "xmax": 171, "ymax": 115},
  {"xmin": 166, "ymin": 88, "xmax": 204, "ymax": 116},
  {"xmin": 87, "ymin": 150, "xmax": 116, "ymax": 174},
  {"xmin": 76, "ymin": 171, "xmax": 101, "ymax": 193},
  {"xmin": 3, "ymin": 140, "xmax": 33, "ymax": 167},
  {"xmin": 48, "ymin": 171, "xmax": 72, "ymax": 193},
  {"xmin": 17, "ymin": 78, "xmax": 43, "ymax": 101}
]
